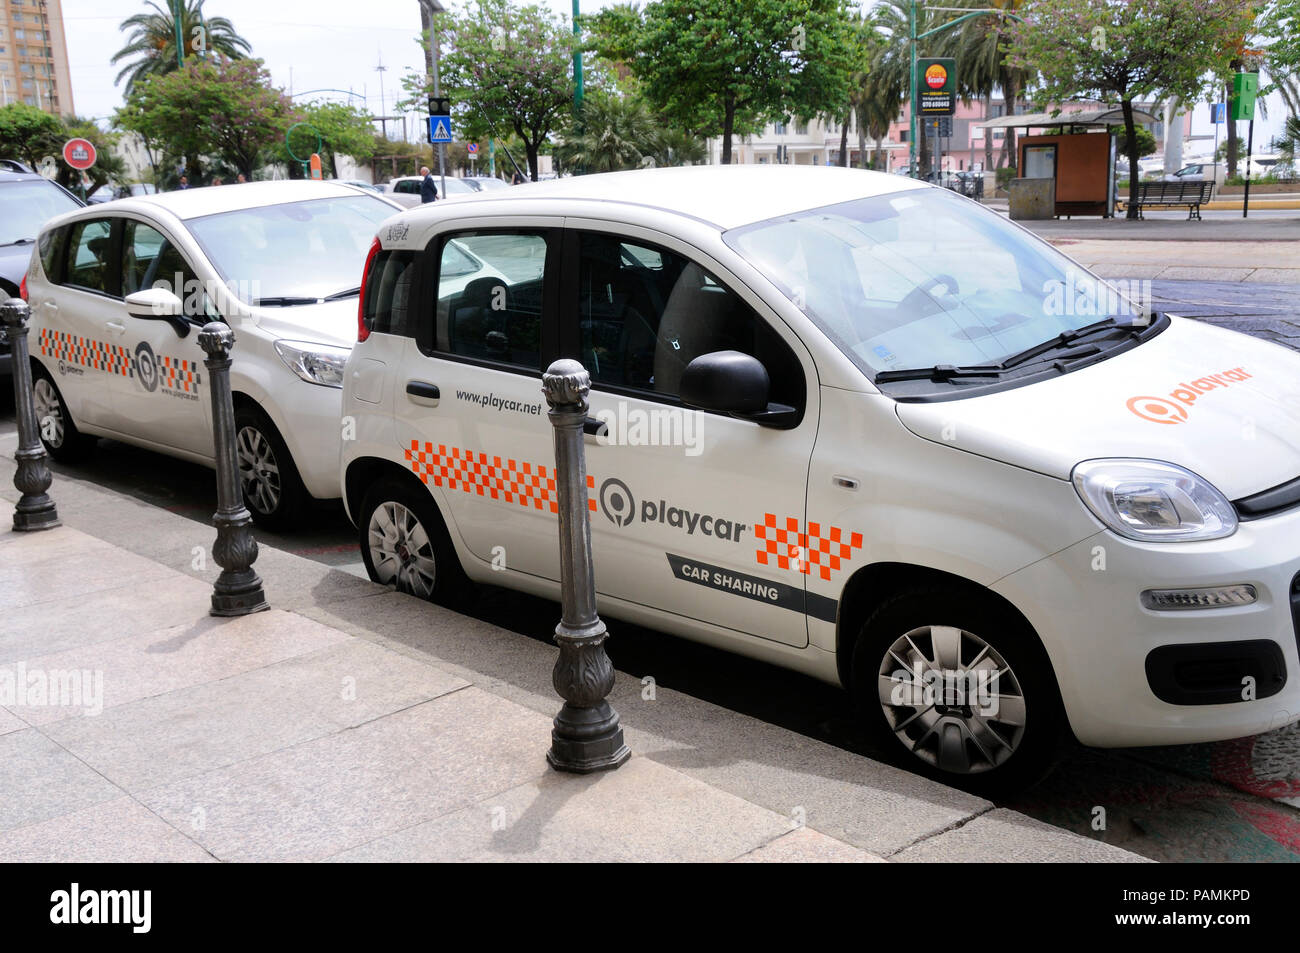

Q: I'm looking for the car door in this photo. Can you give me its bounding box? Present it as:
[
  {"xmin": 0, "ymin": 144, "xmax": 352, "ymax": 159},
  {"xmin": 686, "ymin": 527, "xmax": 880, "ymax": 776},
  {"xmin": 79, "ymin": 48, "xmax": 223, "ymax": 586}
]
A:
[
  {"xmin": 112, "ymin": 217, "xmax": 212, "ymax": 455},
  {"xmin": 562, "ymin": 225, "xmax": 819, "ymax": 649},
  {"xmin": 394, "ymin": 222, "xmax": 564, "ymax": 578},
  {"xmin": 31, "ymin": 215, "xmax": 123, "ymax": 430}
]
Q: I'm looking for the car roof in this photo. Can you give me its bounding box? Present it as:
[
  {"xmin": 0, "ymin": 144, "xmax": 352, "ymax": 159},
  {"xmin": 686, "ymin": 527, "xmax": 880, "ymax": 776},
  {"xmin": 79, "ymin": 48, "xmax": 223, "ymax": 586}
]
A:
[
  {"xmin": 448, "ymin": 165, "xmax": 927, "ymax": 230},
  {"xmin": 102, "ymin": 179, "xmax": 381, "ymax": 221},
  {"xmin": 0, "ymin": 170, "xmax": 52, "ymax": 184}
]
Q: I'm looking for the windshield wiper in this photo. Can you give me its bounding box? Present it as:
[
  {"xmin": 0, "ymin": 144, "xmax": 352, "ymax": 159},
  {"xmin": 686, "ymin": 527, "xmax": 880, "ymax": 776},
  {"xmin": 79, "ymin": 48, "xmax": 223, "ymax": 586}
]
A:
[
  {"xmin": 874, "ymin": 315, "xmax": 1159, "ymax": 386},
  {"xmin": 254, "ymin": 296, "xmax": 319, "ymax": 307},
  {"xmin": 998, "ymin": 316, "xmax": 1149, "ymax": 370},
  {"xmin": 323, "ymin": 286, "xmax": 362, "ymax": 301}
]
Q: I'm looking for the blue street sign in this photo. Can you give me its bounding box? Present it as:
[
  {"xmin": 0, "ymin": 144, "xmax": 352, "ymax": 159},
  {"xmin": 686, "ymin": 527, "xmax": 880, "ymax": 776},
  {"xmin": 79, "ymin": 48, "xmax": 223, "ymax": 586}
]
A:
[
  {"xmin": 1211, "ymin": 103, "xmax": 1226, "ymax": 124},
  {"xmin": 429, "ymin": 115, "xmax": 452, "ymax": 143}
]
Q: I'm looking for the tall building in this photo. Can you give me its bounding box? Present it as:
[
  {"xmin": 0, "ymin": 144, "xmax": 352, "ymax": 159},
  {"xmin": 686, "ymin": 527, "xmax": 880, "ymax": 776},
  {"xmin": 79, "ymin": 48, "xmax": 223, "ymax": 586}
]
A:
[{"xmin": 0, "ymin": 0, "xmax": 74, "ymax": 115}]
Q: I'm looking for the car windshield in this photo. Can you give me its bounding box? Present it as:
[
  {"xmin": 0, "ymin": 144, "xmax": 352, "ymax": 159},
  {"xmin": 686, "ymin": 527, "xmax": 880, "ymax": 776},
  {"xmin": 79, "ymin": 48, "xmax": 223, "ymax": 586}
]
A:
[
  {"xmin": 0, "ymin": 179, "xmax": 82, "ymax": 245},
  {"xmin": 187, "ymin": 194, "xmax": 394, "ymax": 302},
  {"xmin": 725, "ymin": 186, "xmax": 1144, "ymax": 379}
]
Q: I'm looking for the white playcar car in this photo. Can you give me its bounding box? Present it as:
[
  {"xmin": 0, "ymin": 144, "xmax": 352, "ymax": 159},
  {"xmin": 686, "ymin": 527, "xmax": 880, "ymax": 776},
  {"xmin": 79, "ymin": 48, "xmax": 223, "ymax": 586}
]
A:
[{"xmin": 340, "ymin": 165, "xmax": 1300, "ymax": 790}]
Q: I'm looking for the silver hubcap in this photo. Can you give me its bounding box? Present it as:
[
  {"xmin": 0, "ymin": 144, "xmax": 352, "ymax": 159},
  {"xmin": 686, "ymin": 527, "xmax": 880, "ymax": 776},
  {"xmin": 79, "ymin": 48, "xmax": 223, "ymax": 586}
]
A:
[
  {"xmin": 236, "ymin": 426, "xmax": 281, "ymax": 514},
  {"xmin": 33, "ymin": 379, "xmax": 64, "ymax": 448},
  {"xmin": 368, "ymin": 501, "xmax": 436, "ymax": 598},
  {"xmin": 878, "ymin": 625, "xmax": 1026, "ymax": 775}
]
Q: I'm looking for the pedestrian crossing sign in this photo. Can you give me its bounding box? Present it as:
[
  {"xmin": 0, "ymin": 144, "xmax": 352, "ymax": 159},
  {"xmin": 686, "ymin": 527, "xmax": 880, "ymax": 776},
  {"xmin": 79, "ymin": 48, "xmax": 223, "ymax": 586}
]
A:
[{"xmin": 429, "ymin": 115, "xmax": 452, "ymax": 144}]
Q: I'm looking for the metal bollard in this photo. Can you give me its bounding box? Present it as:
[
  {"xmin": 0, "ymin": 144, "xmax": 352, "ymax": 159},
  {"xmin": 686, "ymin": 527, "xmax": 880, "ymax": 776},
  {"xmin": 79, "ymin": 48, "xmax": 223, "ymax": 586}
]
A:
[
  {"xmin": 1, "ymin": 298, "xmax": 59, "ymax": 532},
  {"xmin": 197, "ymin": 322, "xmax": 268, "ymax": 617},
  {"xmin": 541, "ymin": 359, "xmax": 630, "ymax": 773}
]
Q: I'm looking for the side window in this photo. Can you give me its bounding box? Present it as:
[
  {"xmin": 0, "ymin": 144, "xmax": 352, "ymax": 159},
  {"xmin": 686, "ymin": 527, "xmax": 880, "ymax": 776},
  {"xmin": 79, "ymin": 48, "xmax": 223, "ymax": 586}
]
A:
[
  {"xmin": 576, "ymin": 232, "xmax": 804, "ymax": 410},
  {"xmin": 362, "ymin": 249, "xmax": 416, "ymax": 337},
  {"xmin": 63, "ymin": 219, "xmax": 114, "ymax": 295},
  {"xmin": 122, "ymin": 219, "xmax": 209, "ymax": 320},
  {"xmin": 433, "ymin": 231, "xmax": 546, "ymax": 370},
  {"xmin": 37, "ymin": 225, "xmax": 64, "ymax": 280}
]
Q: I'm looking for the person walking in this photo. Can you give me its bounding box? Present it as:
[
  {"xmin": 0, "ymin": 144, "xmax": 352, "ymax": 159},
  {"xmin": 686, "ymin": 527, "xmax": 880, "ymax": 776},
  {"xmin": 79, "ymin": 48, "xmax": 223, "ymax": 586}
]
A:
[{"xmin": 419, "ymin": 166, "xmax": 438, "ymax": 203}]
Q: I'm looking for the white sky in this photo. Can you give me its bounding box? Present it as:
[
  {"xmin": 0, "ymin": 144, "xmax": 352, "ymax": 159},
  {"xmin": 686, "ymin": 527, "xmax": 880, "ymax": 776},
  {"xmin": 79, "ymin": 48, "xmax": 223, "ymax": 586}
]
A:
[
  {"xmin": 64, "ymin": 0, "xmax": 614, "ymax": 137},
  {"xmin": 64, "ymin": 1, "xmax": 1286, "ymax": 153}
]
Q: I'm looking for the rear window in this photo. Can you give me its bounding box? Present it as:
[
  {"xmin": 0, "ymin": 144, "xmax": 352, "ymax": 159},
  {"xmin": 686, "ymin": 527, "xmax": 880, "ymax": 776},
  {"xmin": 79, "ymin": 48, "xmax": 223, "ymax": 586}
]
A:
[{"xmin": 362, "ymin": 249, "xmax": 416, "ymax": 337}]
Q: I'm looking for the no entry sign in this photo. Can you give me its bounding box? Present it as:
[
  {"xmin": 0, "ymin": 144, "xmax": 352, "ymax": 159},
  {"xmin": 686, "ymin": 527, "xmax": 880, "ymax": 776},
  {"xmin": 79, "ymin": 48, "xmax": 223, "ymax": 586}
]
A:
[{"xmin": 62, "ymin": 138, "xmax": 97, "ymax": 171}]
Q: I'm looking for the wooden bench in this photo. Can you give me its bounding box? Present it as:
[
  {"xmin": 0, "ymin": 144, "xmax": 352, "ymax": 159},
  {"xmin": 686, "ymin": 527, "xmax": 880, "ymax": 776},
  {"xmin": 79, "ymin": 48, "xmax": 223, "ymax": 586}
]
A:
[{"xmin": 1123, "ymin": 180, "xmax": 1214, "ymax": 220}]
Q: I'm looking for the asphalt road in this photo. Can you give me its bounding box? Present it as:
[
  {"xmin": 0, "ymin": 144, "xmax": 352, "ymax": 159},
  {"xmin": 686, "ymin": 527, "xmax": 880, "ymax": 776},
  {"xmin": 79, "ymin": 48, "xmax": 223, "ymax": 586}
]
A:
[{"xmin": 3, "ymin": 277, "xmax": 1299, "ymax": 862}]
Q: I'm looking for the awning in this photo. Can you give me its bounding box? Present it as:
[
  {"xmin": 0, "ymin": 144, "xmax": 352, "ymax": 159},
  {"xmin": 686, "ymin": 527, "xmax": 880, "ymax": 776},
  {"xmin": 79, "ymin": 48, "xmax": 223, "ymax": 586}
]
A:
[{"xmin": 978, "ymin": 107, "xmax": 1159, "ymax": 130}]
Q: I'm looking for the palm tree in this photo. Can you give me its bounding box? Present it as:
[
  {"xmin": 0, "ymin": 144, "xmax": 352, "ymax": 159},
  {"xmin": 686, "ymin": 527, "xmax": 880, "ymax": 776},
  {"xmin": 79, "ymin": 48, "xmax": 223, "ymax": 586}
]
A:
[
  {"xmin": 555, "ymin": 95, "xmax": 663, "ymax": 173},
  {"xmin": 112, "ymin": 1, "xmax": 251, "ymax": 93},
  {"xmin": 951, "ymin": 0, "xmax": 1030, "ymax": 171}
]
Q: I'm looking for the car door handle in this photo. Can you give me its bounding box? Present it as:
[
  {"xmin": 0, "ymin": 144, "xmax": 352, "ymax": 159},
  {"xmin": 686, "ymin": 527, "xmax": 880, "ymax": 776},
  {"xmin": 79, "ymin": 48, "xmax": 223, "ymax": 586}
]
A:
[
  {"xmin": 583, "ymin": 416, "xmax": 609, "ymax": 438},
  {"xmin": 405, "ymin": 380, "xmax": 440, "ymax": 406},
  {"xmin": 105, "ymin": 321, "xmax": 126, "ymax": 335}
]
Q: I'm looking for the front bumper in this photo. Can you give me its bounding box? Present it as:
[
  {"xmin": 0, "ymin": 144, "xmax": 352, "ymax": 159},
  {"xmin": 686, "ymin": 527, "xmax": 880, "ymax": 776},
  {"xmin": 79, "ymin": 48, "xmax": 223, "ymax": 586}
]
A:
[{"xmin": 992, "ymin": 503, "xmax": 1300, "ymax": 747}]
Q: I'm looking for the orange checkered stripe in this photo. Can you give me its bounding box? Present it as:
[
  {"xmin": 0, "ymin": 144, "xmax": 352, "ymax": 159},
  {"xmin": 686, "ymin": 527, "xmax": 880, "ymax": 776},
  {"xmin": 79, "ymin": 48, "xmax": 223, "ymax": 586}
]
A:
[
  {"xmin": 754, "ymin": 514, "xmax": 863, "ymax": 581},
  {"xmin": 37, "ymin": 329, "xmax": 134, "ymax": 378},
  {"xmin": 157, "ymin": 354, "xmax": 201, "ymax": 393},
  {"xmin": 405, "ymin": 441, "xmax": 596, "ymax": 515}
]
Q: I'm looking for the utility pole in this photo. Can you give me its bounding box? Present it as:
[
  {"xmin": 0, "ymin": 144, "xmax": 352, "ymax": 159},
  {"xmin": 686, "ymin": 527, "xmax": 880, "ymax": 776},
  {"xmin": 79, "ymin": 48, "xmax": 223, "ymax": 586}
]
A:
[
  {"xmin": 375, "ymin": 55, "xmax": 388, "ymax": 141},
  {"xmin": 419, "ymin": 1, "xmax": 447, "ymax": 197},
  {"xmin": 171, "ymin": 0, "xmax": 185, "ymax": 67}
]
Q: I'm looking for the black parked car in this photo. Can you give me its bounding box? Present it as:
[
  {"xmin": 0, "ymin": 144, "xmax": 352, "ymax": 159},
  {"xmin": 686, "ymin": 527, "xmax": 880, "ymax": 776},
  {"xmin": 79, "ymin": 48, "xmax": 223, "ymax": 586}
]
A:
[{"xmin": 0, "ymin": 159, "xmax": 85, "ymax": 377}]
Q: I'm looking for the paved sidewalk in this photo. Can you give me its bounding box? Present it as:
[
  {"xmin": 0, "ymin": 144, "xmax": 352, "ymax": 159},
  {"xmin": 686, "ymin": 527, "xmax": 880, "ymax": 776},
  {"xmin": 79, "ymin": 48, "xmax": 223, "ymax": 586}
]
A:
[{"xmin": 0, "ymin": 456, "xmax": 1143, "ymax": 863}]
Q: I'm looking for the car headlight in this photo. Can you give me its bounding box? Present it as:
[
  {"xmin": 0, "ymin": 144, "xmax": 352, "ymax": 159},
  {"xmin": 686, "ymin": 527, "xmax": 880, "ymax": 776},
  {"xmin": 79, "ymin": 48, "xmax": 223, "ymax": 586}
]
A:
[
  {"xmin": 274, "ymin": 340, "xmax": 350, "ymax": 388},
  {"xmin": 1071, "ymin": 459, "xmax": 1238, "ymax": 542}
]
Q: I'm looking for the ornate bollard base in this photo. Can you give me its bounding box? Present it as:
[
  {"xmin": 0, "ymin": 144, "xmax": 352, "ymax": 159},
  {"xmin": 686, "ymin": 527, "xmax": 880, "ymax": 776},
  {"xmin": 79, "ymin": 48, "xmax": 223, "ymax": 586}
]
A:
[
  {"xmin": 546, "ymin": 623, "xmax": 630, "ymax": 774},
  {"xmin": 547, "ymin": 700, "xmax": 632, "ymax": 774},
  {"xmin": 210, "ymin": 567, "xmax": 268, "ymax": 617},
  {"xmin": 12, "ymin": 494, "xmax": 61, "ymax": 532}
]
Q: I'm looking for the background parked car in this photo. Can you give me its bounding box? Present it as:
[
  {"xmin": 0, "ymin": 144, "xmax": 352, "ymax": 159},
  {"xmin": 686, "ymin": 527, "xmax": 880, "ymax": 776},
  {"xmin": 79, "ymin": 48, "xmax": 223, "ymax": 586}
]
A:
[
  {"xmin": 0, "ymin": 159, "xmax": 85, "ymax": 377},
  {"xmin": 461, "ymin": 175, "xmax": 509, "ymax": 192},
  {"xmin": 386, "ymin": 175, "xmax": 477, "ymax": 208}
]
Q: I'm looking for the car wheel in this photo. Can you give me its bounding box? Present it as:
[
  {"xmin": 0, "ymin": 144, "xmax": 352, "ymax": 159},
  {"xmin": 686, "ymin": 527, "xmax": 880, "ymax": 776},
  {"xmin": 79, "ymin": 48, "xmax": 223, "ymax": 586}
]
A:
[
  {"xmin": 31, "ymin": 367, "xmax": 96, "ymax": 462},
  {"xmin": 233, "ymin": 405, "xmax": 308, "ymax": 529},
  {"xmin": 358, "ymin": 477, "xmax": 473, "ymax": 608},
  {"xmin": 851, "ymin": 586, "xmax": 1063, "ymax": 795}
]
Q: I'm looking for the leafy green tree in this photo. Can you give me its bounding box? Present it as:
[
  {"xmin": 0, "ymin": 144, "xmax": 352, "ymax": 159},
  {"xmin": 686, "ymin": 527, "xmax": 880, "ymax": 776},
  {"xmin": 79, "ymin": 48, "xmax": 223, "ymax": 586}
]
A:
[
  {"xmin": 1113, "ymin": 124, "xmax": 1158, "ymax": 160},
  {"xmin": 288, "ymin": 101, "xmax": 378, "ymax": 177},
  {"xmin": 116, "ymin": 58, "xmax": 299, "ymax": 181},
  {"xmin": 402, "ymin": 0, "xmax": 576, "ymax": 181},
  {"xmin": 112, "ymin": 0, "xmax": 252, "ymax": 93},
  {"xmin": 1007, "ymin": 0, "xmax": 1256, "ymax": 218},
  {"xmin": 0, "ymin": 103, "xmax": 63, "ymax": 167},
  {"xmin": 589, "ymin": 0, "xmax": 859, "ymax": 165}
]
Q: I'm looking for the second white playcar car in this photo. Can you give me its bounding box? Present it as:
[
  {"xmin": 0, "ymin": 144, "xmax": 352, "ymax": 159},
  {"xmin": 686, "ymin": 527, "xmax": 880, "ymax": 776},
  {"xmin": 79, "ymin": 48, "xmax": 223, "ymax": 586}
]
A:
[
  {"xmin": 340, "ymin": 165, "xmax": 1300, "ymax": 790},
  {"xmin": 21, "ymin": 180, "xmax": 401, "ymax": 527}
]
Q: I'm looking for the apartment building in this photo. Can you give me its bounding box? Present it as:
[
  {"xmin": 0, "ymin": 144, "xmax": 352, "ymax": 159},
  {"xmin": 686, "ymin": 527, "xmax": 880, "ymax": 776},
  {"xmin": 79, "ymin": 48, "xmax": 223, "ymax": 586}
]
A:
[{"xmin": 0, "ymin": 0, "xmax": 73, "ymax": 115}]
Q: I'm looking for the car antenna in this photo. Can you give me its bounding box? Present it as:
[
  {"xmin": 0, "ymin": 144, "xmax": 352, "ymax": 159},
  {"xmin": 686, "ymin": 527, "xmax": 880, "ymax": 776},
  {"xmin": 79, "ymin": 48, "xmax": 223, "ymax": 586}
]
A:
[{"xmin": 478, "ymin": 115, "xmax": 528, "ymax": 180}]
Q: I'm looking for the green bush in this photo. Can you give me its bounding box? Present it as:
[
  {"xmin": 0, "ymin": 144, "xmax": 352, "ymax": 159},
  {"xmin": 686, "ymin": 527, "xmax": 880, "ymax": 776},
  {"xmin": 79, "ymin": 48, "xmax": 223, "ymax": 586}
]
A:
[{"xmin": 995, "ymin": 166, "xmax": 1018, "ymax": 189}]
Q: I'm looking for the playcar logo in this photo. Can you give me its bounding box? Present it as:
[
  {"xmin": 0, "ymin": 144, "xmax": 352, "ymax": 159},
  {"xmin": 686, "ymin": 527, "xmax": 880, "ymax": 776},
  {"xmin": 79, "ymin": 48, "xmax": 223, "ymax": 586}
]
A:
[
  {"xmin": 1126, "ymin": 366, "xmax": 1253, "ymax": 425},
  {"xmin": 1126, "ymin": 395, "xmax": 1189, "ymax": 425},
  {"xmin": 133, "ymin": 341, "xmax": 158, "ymax": 392},
  {"xmin": 596, "ymin": 477, "xmax": 749, "ymax": 542},
  {"xmin": 598, "ymin": 477, "xmax": 636, "ymax": 527}
]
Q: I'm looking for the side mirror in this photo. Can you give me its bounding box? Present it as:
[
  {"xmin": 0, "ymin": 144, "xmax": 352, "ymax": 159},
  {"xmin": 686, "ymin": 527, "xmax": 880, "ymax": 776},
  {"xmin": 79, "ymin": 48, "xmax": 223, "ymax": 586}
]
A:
[
  {"xmin": 679, "ymin": 350, "xmax": 799, "ymax": 428},
  {"xmin": 124, "ymin": 288, "xmax": 190, "ymax": 338}
]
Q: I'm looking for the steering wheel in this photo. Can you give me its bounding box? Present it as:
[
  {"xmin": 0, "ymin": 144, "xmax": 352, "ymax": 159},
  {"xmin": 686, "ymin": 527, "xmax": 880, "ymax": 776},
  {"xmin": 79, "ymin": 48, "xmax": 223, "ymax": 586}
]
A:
[{"xmin": 898, "ymin": 274, "xmax": 961, "ymax": 318}]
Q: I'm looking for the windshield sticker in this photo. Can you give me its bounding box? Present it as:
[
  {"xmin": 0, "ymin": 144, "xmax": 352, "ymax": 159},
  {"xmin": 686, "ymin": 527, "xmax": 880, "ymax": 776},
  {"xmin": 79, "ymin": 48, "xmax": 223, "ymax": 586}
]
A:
[{"xmin": 1127, "ymin": 366, "xmax": 1252, "ymax": 425}]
